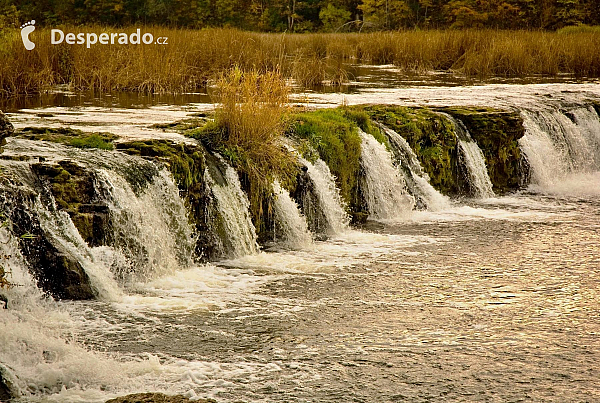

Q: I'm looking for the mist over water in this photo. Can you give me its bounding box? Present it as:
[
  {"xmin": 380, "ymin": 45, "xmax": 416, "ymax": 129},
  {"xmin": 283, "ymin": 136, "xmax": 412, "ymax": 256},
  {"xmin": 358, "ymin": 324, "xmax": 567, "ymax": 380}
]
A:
[{"xmin": 1, "ymin": 82, "xmax": 599, "ymax": 402}]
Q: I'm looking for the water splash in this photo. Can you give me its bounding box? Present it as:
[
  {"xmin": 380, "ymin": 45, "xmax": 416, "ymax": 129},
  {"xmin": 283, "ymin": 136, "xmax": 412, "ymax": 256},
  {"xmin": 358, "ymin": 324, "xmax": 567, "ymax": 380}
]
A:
[
  {"xmin": 358, "ymin": 129, "xmax": 415, "ymax": 220},
  {"xmin": 378, "ymin": 124, "xmax": 449, "ymax": 210},
  {"xmin": 520, "ymin": 107, "xmax": 600, "ymax": 191},
  {"xmin": 298, "ymin": 157, "xmax": 350, "ymax": 235},
  {"xmin": 96, "ymin": 168, "xmax": 195, "ymax": 286},
  {"xmin": 272, "ymin": 180, "xmax": 313, "ymax": 250},
  {"xmin": 204, "ymin": 156, "xmax": 259, "ymax": 259},
  {"xmin": 443, "ymin": 114, "xmax": 495, "ymax": 198}
]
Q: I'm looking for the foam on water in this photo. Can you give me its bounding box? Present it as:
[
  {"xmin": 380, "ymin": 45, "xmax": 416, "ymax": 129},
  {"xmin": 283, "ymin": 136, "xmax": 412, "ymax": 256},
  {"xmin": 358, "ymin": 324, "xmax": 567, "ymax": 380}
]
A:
[
  {"xmin": 299, "ymin": 157, "xmax": 350, "ymax": 235},
  {"xmin": 272, "ymin": 180, "xmax": 313, "ymax": 250},
  {"xmin": 220, "ymin": 230, "xmax": 441, "ymax": 274},
  {"xmin": 358, "ymin": 129, "xmax": 415, "ymax": 220}
]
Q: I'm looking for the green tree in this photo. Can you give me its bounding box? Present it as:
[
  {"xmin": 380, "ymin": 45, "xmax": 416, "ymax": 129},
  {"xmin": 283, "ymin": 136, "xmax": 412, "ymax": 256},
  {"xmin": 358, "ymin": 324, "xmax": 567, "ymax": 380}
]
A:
[
  {"xmin": 319, "ymin": 3, "xmax": 352, "ymax": 31},
  {"xmin": 359, "ymin": 0, "xmax": 412, "ymax": 29}
]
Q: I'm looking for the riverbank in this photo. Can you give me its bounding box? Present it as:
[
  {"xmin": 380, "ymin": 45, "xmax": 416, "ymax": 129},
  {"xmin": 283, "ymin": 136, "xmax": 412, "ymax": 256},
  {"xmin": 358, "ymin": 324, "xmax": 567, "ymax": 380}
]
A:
[{"xmin": 1, "ymin": 28, "xmax": 600, "ymax": 97}]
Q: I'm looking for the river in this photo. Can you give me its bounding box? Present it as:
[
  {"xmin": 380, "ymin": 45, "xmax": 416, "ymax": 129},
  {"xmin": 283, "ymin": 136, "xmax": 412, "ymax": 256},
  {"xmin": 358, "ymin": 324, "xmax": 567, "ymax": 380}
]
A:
[{"xmin": 1, "ymin": 73, "xmax": 599, "ymax": 402}]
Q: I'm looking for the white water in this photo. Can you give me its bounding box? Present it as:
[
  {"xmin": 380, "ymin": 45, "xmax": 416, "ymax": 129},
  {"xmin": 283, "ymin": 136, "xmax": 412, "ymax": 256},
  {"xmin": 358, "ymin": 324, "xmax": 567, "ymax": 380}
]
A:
[
  {"xmin": 358, "ymin": 130, "xmax": 415, "ymax": 220},
  {"xmin": 2, "ymin": 83, "xmax": 600, "ymax": 403},
  {"xmin": 98, "ymin": 172, "xmax": 195, "ymax": 294},
  {"xmin": 443, "ymin": 115, "xmax": 495, "ymax": 198},
  {"xmin": 204, "ymin": 157, "xmax": 259, "ymax": 258},
  {"xmin": 299, "ymin": 157, "xmax": 350, "ymax": 235},
  {"xmin": 272, "ymin": 180, "xmax": 313, "ymax": 250},
  {"xmin": 378, "ymin": 124, "xmax": 449, "ymax": 210},
  {"xmin": 520, "ymin": 107, "xmax": 600, "ymax": 192}
]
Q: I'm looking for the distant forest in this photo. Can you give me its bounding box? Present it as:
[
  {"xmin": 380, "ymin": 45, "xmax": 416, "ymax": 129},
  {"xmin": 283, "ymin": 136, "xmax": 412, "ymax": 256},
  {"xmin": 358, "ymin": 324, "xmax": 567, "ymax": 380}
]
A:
[{"xmin": 1, "ymin": 0, "xmax": 599, "ymax": 31}]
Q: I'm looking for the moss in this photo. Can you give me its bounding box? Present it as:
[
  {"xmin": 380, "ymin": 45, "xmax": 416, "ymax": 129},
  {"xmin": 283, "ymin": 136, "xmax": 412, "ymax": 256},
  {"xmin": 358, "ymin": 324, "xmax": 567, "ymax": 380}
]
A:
[
  {"xmin": 286, "ymin": 108, "xmax": 363, "ymax": 214},
  {"xmin": 31, "ymin": 161, "xmax": 110, "ymax": 247},
  {"xmin": 438, "ymin": 107, "xmax": 526, "ymax": 193},
  {"xmin": 151, "ymin": 117, "xmax": 209, "ymax": 132},
  {"xmin": 362, "ymin": 105, "xmax": 459, "ymax": 194},
  {"xmin": 18, "ymin": 127, "xmax": 117, "ymax": 150}
]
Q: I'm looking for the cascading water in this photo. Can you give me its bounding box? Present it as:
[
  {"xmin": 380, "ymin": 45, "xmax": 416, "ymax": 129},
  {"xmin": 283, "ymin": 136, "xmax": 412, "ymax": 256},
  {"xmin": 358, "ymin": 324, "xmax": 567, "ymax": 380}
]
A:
[
  {"xmin": 377, "ymin": 124, "xmax": 449, "ymax": 210},
  {"xmin": 442, "ymin": 114, "xmax": 495, "ymax": 198},
  {"xmin": 204, "ymin": 155, "xmax": 259, "ymax": 258},
  {"xmin": 94, "ymin": 168, "xmax": 195, "ymax": 286},
  {"xmin": 358, "ymin": 129, "xmax": 415, "ymax": 220},
  {"xmin": 272, "ymin": 180, "xmax": 313, "ymax": 250},
  {"xmin": 519, "ymin": 107, "xmax": 600, "ymax": 193},
  {"xmin": 298, "ymin": 156, "xmax": 350, "ymax": 235},
  {"xmin": 0, "ymin": 140, "xmax": 198, "ymax": 299}
]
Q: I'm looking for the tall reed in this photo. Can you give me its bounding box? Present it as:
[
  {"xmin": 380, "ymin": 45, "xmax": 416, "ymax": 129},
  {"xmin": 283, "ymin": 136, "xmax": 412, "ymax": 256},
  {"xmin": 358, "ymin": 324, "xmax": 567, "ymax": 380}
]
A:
[
  {"xmin": 188, "ymin": 68, "xmax": 297, "ymax": 229},
  {"xmin": 1, "ymin": 27, "xmax": 599, "ymax": 97}
]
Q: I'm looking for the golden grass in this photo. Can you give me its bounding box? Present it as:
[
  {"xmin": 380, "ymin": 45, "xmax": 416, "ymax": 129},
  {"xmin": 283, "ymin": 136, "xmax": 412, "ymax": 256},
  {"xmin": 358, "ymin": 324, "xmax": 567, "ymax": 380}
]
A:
[
  {"xmin": 1, "ymin": 27, "xmax": 600, "ymax": 97},
  {"xmin": 188, "ymin": 68, "xmax": 297, "ymax": 229}
]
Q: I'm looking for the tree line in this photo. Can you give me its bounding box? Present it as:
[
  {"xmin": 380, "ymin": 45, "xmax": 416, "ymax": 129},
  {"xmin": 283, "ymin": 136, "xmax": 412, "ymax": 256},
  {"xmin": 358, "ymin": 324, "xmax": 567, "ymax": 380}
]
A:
[{"xmin": 1, "ymin": 0, "xmax": 599, "ymax": 31}]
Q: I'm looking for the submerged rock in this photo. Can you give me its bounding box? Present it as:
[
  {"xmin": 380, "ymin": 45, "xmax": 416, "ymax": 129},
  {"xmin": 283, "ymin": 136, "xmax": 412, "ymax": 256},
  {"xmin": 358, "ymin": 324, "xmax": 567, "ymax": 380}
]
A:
[
  {"xmin": 0, "ymin": 110, "xmax": 15, "ymax": 148},
  {"xmin": 105, "ymin": 392, "xmax": 214, "ymax": 403},
  {"xmin": 0, "ymin": 364, "xmax": 18, "ymax": 401}
]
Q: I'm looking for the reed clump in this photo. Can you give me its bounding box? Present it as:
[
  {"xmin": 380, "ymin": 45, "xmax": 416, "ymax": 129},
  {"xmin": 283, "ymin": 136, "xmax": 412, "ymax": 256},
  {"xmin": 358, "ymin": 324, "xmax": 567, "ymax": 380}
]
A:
[
  {"xmin": 187, "ymin": 68, "xmax": 297, "ymax": 230},
  {"xmin": 1, "ymin": 28, "xmax": 600, "ymax": 97}
]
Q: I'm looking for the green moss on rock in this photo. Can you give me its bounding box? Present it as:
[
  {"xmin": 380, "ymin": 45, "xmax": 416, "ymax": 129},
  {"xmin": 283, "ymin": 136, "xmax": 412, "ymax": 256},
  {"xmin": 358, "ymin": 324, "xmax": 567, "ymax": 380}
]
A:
[
  {"xmin": 287, "ymin": 108, "xmax": 362, "ymax": 215},
  {"xmin": 17, "ymin": 127, "xmax": 117, "ymax": 150},
  {"xmin": 152, "ymin": 117, "xmax": 209, "ymax": 132},
  {"xmin": 363, "ymin": 105, "xmax": 459, "ymax": 194},
  {"xmin": 32, "ymin": 161, "xmax": 111, "ymax": 247},
  {"xmin": 438, "ymin": 107, "xmax": 526, "ymax": 193}
]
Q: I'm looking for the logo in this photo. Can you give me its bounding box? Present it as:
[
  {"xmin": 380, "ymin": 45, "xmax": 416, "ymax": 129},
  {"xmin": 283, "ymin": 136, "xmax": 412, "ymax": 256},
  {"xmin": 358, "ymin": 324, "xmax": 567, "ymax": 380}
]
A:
[{"xmin": 20, "ymin": 20, "xmax": 36, "ymax": 50}]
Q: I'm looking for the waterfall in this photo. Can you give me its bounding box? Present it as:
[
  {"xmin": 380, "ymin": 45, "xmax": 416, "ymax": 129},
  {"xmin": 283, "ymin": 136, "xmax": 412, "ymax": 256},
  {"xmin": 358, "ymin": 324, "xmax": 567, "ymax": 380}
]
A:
[
  {"xmin": 204, "ymin": 155, "xmax": 259, "ymax": 258},
  {"xmin": 298, "ymin": 156, "xmax": 350, "ymax": 235},
  {"xmin": 442, "ymin": 114, "xmax": 495, "ymax": 198},
  {"xmin": 0, "ymin": 140, "xmax": 198, "ymax": 299},
  {"xmin": 0, "ymin": 208, "xmax": 117, "ymax": 401},
  {"xmin": 358, "ymin": 129, "xmax": 415, "ymax": 220},
  {"xmin": 95, "ymin": 168, "xmax": 195, "ymax": 285},
  {"xmin": 377, "ymin": 124, "xmax": 449, "ymax": 210},
  {"xmin": 519, "ymin": 107, "xmax": 600, "ymax": 191},
  {"xmin": 272, "ymin": 180, "xmax": 313, "ymax": 250}
]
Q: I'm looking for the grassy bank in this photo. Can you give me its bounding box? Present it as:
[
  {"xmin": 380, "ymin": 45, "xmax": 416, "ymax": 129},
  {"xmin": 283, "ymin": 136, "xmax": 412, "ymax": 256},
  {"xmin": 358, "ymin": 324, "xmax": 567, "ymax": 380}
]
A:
[{"xmin": 1, "ymin": 28, "xmax": 600, "ymax": 96}]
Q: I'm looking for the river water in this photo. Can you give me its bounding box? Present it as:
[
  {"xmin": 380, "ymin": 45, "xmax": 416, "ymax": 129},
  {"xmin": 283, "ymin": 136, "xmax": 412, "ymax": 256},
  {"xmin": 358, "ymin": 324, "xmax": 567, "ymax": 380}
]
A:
[{"xmin": 1, "ymin": 73, "xmax": 599, "ymax": 402}]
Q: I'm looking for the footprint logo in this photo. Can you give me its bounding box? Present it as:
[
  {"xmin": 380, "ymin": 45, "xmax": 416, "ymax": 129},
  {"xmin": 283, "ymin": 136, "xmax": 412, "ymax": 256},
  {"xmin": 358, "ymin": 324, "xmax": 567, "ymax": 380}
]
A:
[{"xmin": 20, "ymin": 20, "xmax": 36, "ymax": 51}]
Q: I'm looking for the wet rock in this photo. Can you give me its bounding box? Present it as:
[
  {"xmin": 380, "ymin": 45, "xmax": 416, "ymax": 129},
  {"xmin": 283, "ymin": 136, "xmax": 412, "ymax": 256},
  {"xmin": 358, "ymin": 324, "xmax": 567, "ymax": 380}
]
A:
[
  {"xmin": 1, "ymin": 177, "xmax": 96, "ymax": 300},
  {"xmin": 32, "ymin": 161, "xmax": 112, "ymax": 247},
  {"xmin": 105, "ymin": 393, "xmax": 214, "ymax": 403},
  {"xmin": 0, "ymin": 364, "xmax": 18, "ymax": 401},
  {"xmin": 438, "ymin": 107, "xmax": 527, "ymax": 193},
  {"xmin": 291, "ymin": 166, "xmax": 330, "ymax": 234},
  {"xmin": 0, "ymin": 110, "xmax": 15, "ymax": 148}
]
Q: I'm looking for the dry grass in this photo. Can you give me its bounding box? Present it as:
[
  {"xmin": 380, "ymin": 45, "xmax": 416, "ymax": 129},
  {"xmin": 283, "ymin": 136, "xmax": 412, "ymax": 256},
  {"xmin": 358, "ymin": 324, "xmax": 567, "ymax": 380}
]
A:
[
  {"xmin": 188, "ymin": 68, "xmax": 297, "ymax": 227},
  {"xmin": 1, "ymin": 27, "xmax": 600, "ymax": 97}
]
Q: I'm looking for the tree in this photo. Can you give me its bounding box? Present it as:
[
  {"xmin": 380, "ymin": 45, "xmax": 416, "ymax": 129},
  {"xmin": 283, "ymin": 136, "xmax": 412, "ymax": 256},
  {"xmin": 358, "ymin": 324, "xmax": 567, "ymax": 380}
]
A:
[
  {"xmin": 443, "ymin": 0, "xmax": 488, "ymax": 28},
  {"xmin": 359, "ymin": 0, "xmax": 413, "ymax": 29},
  {"xmin": 319, "ymin": 3, "xmax": 352, "ymax": 31}
]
